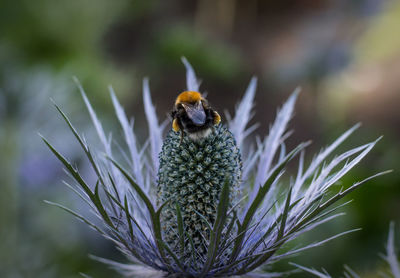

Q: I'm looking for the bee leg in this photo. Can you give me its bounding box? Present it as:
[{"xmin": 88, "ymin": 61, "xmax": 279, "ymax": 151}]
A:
[{"xmin": 179, "ymin": 130, "xmax": 184, "ymax": 145}]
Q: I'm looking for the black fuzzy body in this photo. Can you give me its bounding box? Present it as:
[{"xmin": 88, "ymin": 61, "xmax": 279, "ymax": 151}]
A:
[{"xmin": 171, "ymin": 106, "xmax": 216, "ymax": 134}]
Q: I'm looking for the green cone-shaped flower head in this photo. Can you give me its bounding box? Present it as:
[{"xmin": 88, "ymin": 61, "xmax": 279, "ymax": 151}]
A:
[{"xmin": 158, "ymin": 124, "xmax": 242, "ymax": 260}]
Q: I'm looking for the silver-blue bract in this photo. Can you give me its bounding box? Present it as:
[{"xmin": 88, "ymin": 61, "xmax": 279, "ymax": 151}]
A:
[
  {"xmin": 293, "ymin": 222, "xmax": 400, "ymax": 278},
  {"xmin": 43, "ymin": 58, "xmax": 388, "ymax": 278}
]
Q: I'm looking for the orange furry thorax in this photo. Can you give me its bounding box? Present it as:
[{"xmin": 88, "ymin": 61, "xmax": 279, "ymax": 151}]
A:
[{"xmin": 175, "ymin": 91, "xmax": 202, "ymax": 105}]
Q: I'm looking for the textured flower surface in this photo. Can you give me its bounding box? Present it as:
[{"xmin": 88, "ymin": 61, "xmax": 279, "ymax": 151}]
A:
[
  {"xmin": 158, "ymin": 124, "xmax": 242, "ymax": 264},
  {"xmin": 43, "ymin": 58, "xmax": 388, "ymax": 278}
]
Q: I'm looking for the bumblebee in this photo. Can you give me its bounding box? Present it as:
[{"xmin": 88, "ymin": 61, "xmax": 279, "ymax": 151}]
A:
[{"xmin": 171, "ymin": 91, "xmax": 221, "ymax": 141}]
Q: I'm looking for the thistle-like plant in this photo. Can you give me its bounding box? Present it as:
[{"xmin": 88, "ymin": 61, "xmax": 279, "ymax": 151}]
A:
[{"xmin": 43, "ymin": 58, "xmax": 388, "ymax": 277}]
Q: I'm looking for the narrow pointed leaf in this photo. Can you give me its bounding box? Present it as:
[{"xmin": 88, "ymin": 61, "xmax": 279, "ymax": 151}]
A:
[{"xmin": 201, "ymin": 178, "xmax": 231, "ymax": 276}]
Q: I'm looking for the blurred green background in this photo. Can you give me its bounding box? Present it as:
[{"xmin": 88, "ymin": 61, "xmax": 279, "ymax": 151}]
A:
[{"xmin": 0, "ymin": 0, "xmax": 399, "ymax": 277}]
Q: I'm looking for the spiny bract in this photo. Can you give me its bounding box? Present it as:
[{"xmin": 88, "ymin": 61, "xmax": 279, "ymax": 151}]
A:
[{"xmin": 158, "ymin": 125, "xmax": 241, "ymax": 264}]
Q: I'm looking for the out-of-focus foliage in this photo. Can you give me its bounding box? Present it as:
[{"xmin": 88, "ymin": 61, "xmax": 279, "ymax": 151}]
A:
[
  {"xmin": 293, "ymin": 222, "xmax": 400, "ymax": 277},
  {"xmin": 0, "ymin": 0, "xmax": 399, "ymax": 277}
]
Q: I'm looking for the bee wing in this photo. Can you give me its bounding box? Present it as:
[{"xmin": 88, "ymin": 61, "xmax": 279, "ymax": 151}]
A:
[{"xmin": 182, "ymin": 102, "xmax": 206, "ymax": 126}]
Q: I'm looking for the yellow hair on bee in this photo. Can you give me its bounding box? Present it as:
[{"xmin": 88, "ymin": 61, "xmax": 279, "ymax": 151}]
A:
[
  {"xmin": 172, "ymin": 118, "xmax": 180, "ymax": 132},
  {"xmin": 213, "ymin": 111, "xmax": 221, "ymax": 125},
  {"xmin": 175, "ymin": 91, "xmax": 202, "ymax": 105}
]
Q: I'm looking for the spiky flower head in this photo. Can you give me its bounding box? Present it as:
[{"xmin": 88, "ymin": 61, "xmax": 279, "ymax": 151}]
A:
[
  {"xmin": 43, "ymin": 58, "xmax": 388, "ymax": 278},
  {"xmin": 158, "ymin": 124, "xmax": 241, "ymax": 264}
]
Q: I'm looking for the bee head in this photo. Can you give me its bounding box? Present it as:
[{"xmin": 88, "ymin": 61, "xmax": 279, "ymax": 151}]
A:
[
  {"xmin": 172, "ymin": 91, "xmax": 221, "ymax": 140},
  {"xmin": 175, "ymin": 91, "xmax": 203, "ymax": 106}
]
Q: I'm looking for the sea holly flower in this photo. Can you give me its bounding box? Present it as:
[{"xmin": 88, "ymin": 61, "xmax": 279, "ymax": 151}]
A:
[
  {"xmin": 157, "ymin": 123, "xmax": 242, "ymax": 264},
  {"xmin": 43, "ymin": 58, "xmax": 388, "ymax": 277}
]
